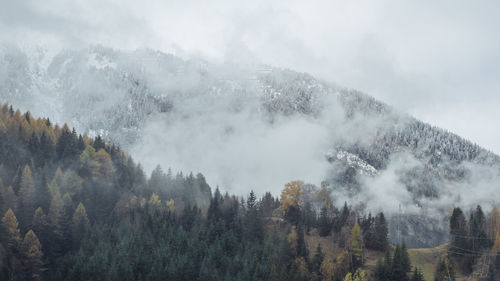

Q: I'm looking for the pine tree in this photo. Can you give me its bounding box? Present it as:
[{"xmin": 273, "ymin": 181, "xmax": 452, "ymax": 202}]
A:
[
  {"xmin": 296, "ymin": 224, "xmax": 308, "ymax": 259},
  {"xmin": 245, "ymin": 190, "xmax": 263, "ymax": 241},
  {"xmin": 0, "ymin": 180, "xmax": 18, "ymax": 214},
  {"xmin": 47, "ymin": 193, "xmax": 66, "ymax": 257},
  {"xmin": 72, "ymin": 202, "xmax": 90, "ymax": 247},
  {"xmin": 450, "ymin": 207, "xmax": 468, "ymax": 255},
  {"xmin": 1, "ymin": 208, "xmax": 21, "ymax": 250},
  {"xmin": 39, "ymin": 131, "xmax": 55, "ymax": 162},
  {"xmin": 92, "ymin": 135, "xmax": 106, "ymax": 152},
  {"xmin": 392, "ymin": 243, "xmax": 411, "ymax": 281},
  {"xmin": 350, "ymin": 222, "xmax": 363, "ymax": 270},
  {"xmin": 311, "ymin": 243, "xmax": 324, "ymax": 276},
  {"xmin": 373, "ymin": 212, "xmax": 388, "ymax": 252},
  {"xmin": 35, "ymin": 173, "xmax": 51, "ymax": 213},
  {"xmin": 374, "ymin": 258, "xmax": 388, "ymax": 281},
  {"xmin": 318, "ymin": 207, "xmax": 331, "ymax": 237},
  {"xmin": 471, "ymin": 205, "xmax": 491, "ymax": 250},
  {"xmin": 18, "ymin": 165, "xmax": 36, "ymax": 229},
  {"xmin": 21, "ymin": 230, "xmax": 44, "ymax": 281},
  {"xmin": 32, "ymin": 207, "xmax": 49, "ymax": 255}
]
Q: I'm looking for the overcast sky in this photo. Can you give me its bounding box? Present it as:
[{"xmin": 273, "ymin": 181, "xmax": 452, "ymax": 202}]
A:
[{"xmin": 1, "ymin": 0, "xmax": 500, "ymax": 153}]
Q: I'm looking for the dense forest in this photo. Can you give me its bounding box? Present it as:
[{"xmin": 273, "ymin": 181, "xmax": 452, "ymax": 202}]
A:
[{"xmin": 0, "ymin": 104, "xmax": 499, "ymax": 281}]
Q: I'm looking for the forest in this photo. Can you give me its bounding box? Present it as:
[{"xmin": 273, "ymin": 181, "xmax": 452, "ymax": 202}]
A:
[{"xmin": 0, "ymin": 103, "xmax": 499, "ymax": 281}]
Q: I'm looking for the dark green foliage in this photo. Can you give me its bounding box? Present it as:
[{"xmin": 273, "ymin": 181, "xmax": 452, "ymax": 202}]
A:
[
  {"xmin": 334, "ymin": 202, "xmax": 349, "ymax": 233},
  {"xmin": 318, "ymin": 207, "xmax": 332, "ymax": 237},
  {"xmin": 92, "ymin": 135, "xmax": 106, "ymax": 152},
  {"xmin": 284, "ymin": 205, "xmax": 301, "ymax": 226},
  {"xmin": 361, "ymin": 212, "xmax": 388, "ymax": 252},
  {"xmin": 260, "ymin": 192, "xmax": 279, "ymax": 218},
  {"xmin": 449, "ymin": 206, "xmax": 492, "ymax": 274},
  {"xmin": 450, "ymin": 207, "xmax": 468, "ymax": 251},
  {"xmin": 469, "ymin": 205, "xmax": 490, "ymax": 251},
  {"xmin": 373, "ymin": 213, "xmax": 389, "ymax": 252},
  {"xmin": 56, "ymin": 127, "xmax": 81, "ymax": 162},
  {"xmin": 59, "ymin": 204, "xmax": 301, "ymax": 281},
  {"xmin": 375, "ymin": 244, "xmax": 412, "ymax": 281},
  {"xmin": 245, "ymin": 190, "xmax": 263, "ymax": 242}
]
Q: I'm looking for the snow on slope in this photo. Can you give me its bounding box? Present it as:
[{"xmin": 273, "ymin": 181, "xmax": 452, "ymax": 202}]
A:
[{"xmin": 1, "ymin": 45, "xmax": 500, "ymax": 247}]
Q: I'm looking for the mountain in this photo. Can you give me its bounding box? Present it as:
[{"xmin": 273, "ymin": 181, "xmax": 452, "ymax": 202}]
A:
[{"xmin": 1, "ymin": 44, "xmax": 499, "ymax": 247}]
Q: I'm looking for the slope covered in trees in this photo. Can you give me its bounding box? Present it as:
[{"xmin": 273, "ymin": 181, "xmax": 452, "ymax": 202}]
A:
[{"xmin": 0, "ymin": 105, "xmax": 499, "ymax": 281}]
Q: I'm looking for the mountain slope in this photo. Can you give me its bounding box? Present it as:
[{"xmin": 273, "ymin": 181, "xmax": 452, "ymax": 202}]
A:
[{"xmin": 1, "ymin": 44, "xmax": 499, "ymax": 247}]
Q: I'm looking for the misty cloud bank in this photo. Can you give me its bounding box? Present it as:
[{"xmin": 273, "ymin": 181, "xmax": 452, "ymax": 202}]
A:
[{"xmin": 0, "ymin": 45, "xmax": 499, "ymax": 232}]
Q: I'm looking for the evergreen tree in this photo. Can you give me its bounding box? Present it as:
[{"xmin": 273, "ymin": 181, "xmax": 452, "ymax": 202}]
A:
[
  {"xmin": 18, "ymin": 165, "xmax": 36, "ymax": 229},
  {"xmin": 318, "ymin": 207, "xmax": 332, "ymax": 237},
  {"xmin": 374, "ymin": 258, "xmax": 391, "ymax": 281},
  {"xmin": 39, "ymin": 131, "xmax": 55, "ymax": 163},
  {"xmin": 47, "ymin": 193, "xmax": 66, "ymax": 257},
  {"xmin": 92, "ymin": 135, "xmax": 106, "ymax": 152},
  {"xmin": 32, "ymin": 207, "xmax": 49, "ymax": 256},
  {"xmin": 72, "ymin": 202, "xmax": 90, "ymax": 247},
  {"xmin": 1, "ymin": 208, "xmax": 21, "ymax": 250},
  {"xmin": 450, "ymin": 207, "xmax": 468, "ymax": 251},
  {"xmin": 372, "ymin": 212, "xmax": 389, "ymax": 252},
  {"xmin": 392, "ymin": 243, "xmax": 411, "ymax": 281},
  {"xmin": 0, "ymin": 183, "xmax": 18, "ymax": 214},
  {"xmin": 21, "ymin": 230, "xmax": 44, "ymax": 281},
  {"xmin": 245, "ymin": 190, "xmax": 263, "ymax": 242},
  {"xmin": 470, "ymin": 205, "xmax": 490, "ymax": 251},
  {"xmin": 260, "ymin": 192, "xmax": 277, "ymax": 218},
  {"xmin": 311, "ymin": 243, "xmax": 324, "ymax": 276},
  {"xmin": 335, "ymin": 202, "xmax": 350, "ymax": 233},
  {"xmin": 350, "ymin": 222, "xmax": 363, "ymax": 270}
]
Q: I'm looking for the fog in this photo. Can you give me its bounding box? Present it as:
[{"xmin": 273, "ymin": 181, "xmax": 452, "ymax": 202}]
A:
[{"xmin": 2, "ymin": 0, "xmax": 500, "ymax": 155}]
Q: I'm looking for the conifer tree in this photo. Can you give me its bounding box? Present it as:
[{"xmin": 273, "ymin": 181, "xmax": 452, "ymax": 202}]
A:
[
  {"xmin": 311, "ymin": 243, "xmax": 324, "ymax": 276},
  {"xmin": 39, "ymin": 131, "xmax": 55, "ymax": 162},
  {"xmin": 470, "ymin": 205, "xmax": 490, "ymax": 251},
  {"xmin": 245, "ymin": 190, "xmax": 263, "ymax": 241},
  {"xmin": 72, "ymin": 202, "xmax": 90, "ymax": 247},
  {"xmin": 450, "ymin": 207, "xmax": 468, "ymax": 254},
  {"xmin": 373, "ymin": 212, "xmax": 389, "ymax": 252},
  {"xmin": 392, "ymin": 243, "xmax": 411, "ymax": 281},
  {"xmin": 1, "ymin": 208, "xmax": 21, "ymax": 250},
  {"xmin": 350, "ymin": 222, "xmax": 363, "ymax": 270},
  {"xmin": 318, "ymin": 207, "xmax": 332, "ymax": 237},
  {"xmin": 21, "ymin": 230, "xmax": 44, "ymax": 281},
  {"xmin": 32, "ymin": 207, "xmax": 49, "ymax": 254},
  {"xmin": 47, "ymin": 193, "xmax": 66, "ymax": 257},
  {"xmin": 0, "ymin": 179, "xmax": 18, "ymax": 214},
  {"xmin": 18, "ymin": 165, "xmax": 36, "ymax": 229},
  {"xmin": 35, "ymin": 173, "xmax": 50, "ymax": 213}
]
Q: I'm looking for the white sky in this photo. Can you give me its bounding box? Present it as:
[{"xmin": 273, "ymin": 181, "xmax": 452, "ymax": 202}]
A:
[{"xmin": 1, "ymin": 0, "xmax": 500, "ymax": 153}]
